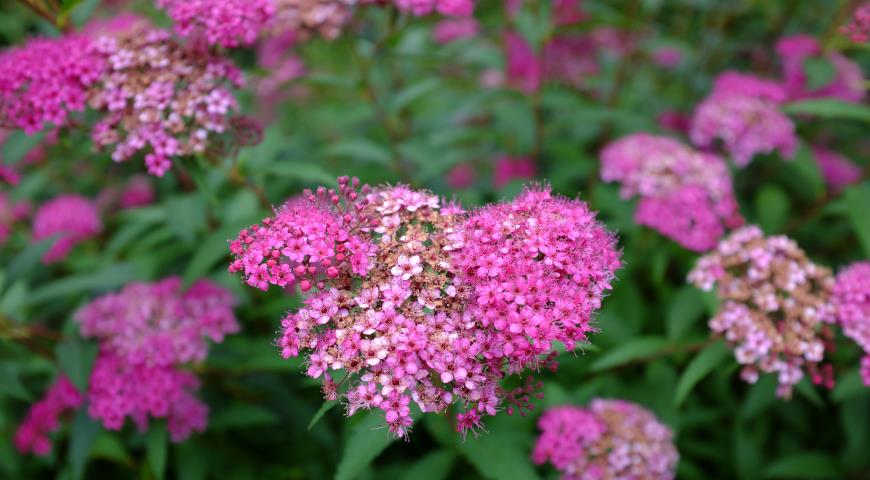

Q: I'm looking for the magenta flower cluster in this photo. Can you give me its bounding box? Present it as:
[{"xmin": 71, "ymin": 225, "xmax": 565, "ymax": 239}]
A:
[
  {"xmin": 533, "ymin": 399, "xmax": 679, "ymax": 480},
  {"xmin": 0, "ymin": 35, "xmax": 104, "ymax": 134},
  {"xmin": 689, "ymin": 226, "xmax": 835, "ymax": 398},
  {"xmin": 75, "ymin": 277, "xmax": 238, "ymax": 441},
  {"xmin": 690, "ymin": 72, "xmax": 796, "ymax": 167},
  {"xmin": 600, "ymin": 133, "xmax": 743, "ymax": 251},
  {"xmin": 32, "ymin": 195, "xmax": 102, "ymax": 264},
  {"xmin": 229, "ymin": 178, "xmax": 620, "ymax": 437},
  {"xmin": 156, "ymin": 0, "xmax": 275, "ymax": 48},
  {"xmin": 833, "ymin": 262, "xmax": 870, "ymax": 385},
  {"xmin": 811, "ymin": 146, "xmax": 862, "ymax": 193},
  {"xmin": 777, "ymin": 35, "xmax": 864, "ymax": 104},
  {"xmin": 13, "ymin": 377, "xmax": 83, "ymax": 456},
  {"xmin": 842, "ymin": 2, "xmax": 870, "ymax": 43}
]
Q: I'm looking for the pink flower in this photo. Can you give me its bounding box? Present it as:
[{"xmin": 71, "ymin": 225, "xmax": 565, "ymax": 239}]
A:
[
  {"xmin": 776, "ymin": 34, "xmax": 864, "ymax": 103},
  {"xmin": 505, "ymin": 32, "xmax": 542, "ymax": 95},
  {"xmin": 533, "ymin": 400, "xmax": 679, "ymax": 480},
  {"xmin": 391, "ymin": 255, "xmax": 423, "ymax": 280},
  {"xmin": 657, "ymin": 110, "xmax": 691, "ymax": 134},
  {"xmin": 32, "ymin": 195, "xmax": 102, "ymax": 263},
  {"xmin": 0, "ymin": 164, "xmax": 19, "ymax": 186},
  {"xmin": 601, "ymin": 134, "xmax": 742, "ymax": 251},
  {"xmin": 433, "ymin": 18, "xmax": 479, "ymax": 44},
  {"xmin": 833, "ymin": 262, "xmax": 870, "ymax": 385},
  {"xmin": 119, "ymin": 176, "xmax": 155, "ymax": 209},
  {"xmin": 156, "ymin": 0, "xmax": 275, "ymax": 48},
  {"xmin": 841, "ymin": 2, "xmax": 870, "ymax": 43},
  {"xmin": 689, "ymin": 226, "xmax": 836, "ymax": 398},
  {"xmin": 543, "ymin": 35, "xmax": 599, "ymax": 89},
  {"xmin": 446, "ymin": 163, "xmax": 476, "ymax": 189},
  {"xmin": 493, "ymin": 155, "xmax": 536, "ymax": 188},
  {"xmin": 553, "ymin": 0, "xmax": 586, "ymax": 26},
  {"xmin": 394, "ymin": 0, "xmax": 474, "ymax": 16},
  {"xmin": 0, "ymin": 35, "xmax": 103, "ymax": 134},
  {"xmin": 14, "ymin": 377, "xmax": 83, "ymax": 456},
  {"xmin": 812, "ymin": 146, "xmax": 862, "ymax": 193},
  {"xmin": 651, "ymin": 46, "xmax": 682, "ymax": 68}
]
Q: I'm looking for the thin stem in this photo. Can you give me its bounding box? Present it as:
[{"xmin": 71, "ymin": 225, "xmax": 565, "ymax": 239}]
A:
[{"xmin": 18, "ymin": 0, "xmax": 59, "ymax": 28}]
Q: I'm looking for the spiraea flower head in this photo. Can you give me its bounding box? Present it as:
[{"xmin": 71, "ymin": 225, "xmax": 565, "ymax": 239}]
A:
[
  {"xmin": 0, "ymin": 35, "xmax": 104, "ymax": 134},
  {"xmin": 393, "ymin": 0, "xmax": 474, "ymax": 16},
  {"xmin": 229, "ymin": 178, "xmax": 620, "ymax": 438},
  {"xmin": 776, "ymin": 34, "xmax": 864, "ymax": 103},
  {"xmin": 270, "ymin": 0, "xmax": 358, "ymax": 40},
  {"xmin": 690, "ymin": 72, "xmax": 796, "ymax": 167},
  {"xmin": 13, "ymin": 377, "xmax": 83, "ymax": 456},
  {"xmin": 32, "ymin": 195, "xmax": 102, "ymax": 263},
  {"xmin": 688, "ymin": 226, "xmax": 836, "ymax": 398},
  {"xmin": 88, "ymin": 25, "xmax": 243, "ymax": 176},
  {"xmin": 533, "ymin": 399, "xmax": 679, "ymax": 480},
  {"xmin": 75, "ymin": 277, "xmax": 238, "ymax": 440},
  {"xmin": 842, "ymin": 2, "xmax": 870, "ymax": 43},
  {"xmin": 601, "ymin": 134, "xmax": 742, "ymax": 251},
  {"xmin": 833, "ymin": 262, "xmax": 870, "ymax": 385},
  {"xmin": 811, "ymin": 146, "xmax": 861, "ymax": 193},
  {"xmin": 156, "ymin": 0, "xmax": 276, "ymax": 48},
  {"xmin": 505, "ymin": 31, "xmax": 542, "ymax": 95}
]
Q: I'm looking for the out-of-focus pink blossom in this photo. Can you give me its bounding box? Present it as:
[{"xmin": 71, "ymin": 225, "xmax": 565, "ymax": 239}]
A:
[
  {"xmin": 776, "ymin": 34, "xmax": 864, "ymax": 103},
  {"xmin": 0, "ymin": 165, "xmax": 19, "ymax": 185},
  {"xmin": 493, "ymin": 155, "xmax": 536, "ymax": 189},
  {"xmin": 13, "ymin": 377, "xmax": 83, "ymax": 456},
  {"xmin": 553, "ymin": 0, "xmax": 586, "ymax": 26},
  {"xmin": 652, "ymin": 46, "xmax": 682, "ymax": 68},
  {"xmin": 119, "ymin": 176, "xmax": 156, "ymax": 209},
  {"xmin": 446, "ymin": 163, "xmax": 476, "ymax": 189},
  {"xmin": 394, "ymin": 0, "xmax": 474, "ymax": 16},
  {"xmin": 833, "ymin": 262, "xmax": 870, "ymax": 385},
  {"xmin": 505, "ymin": 32, "xmax": 541, "ymax": 95},
  {"xmin": 657, "ymin": 110, "xmax": 691, "ymax": 134},
  {"xmin": 433, "ymin": 18, "xmax": 479, "ymax": 44},
  {"xmin": 479, "ymin": 69, "xmax": 505, "ymax": 89},
  {"xmin": 543, "ymin": 35, "xmax": 599, "ymax": 89},
  {"xmin": 842, "ymin": 2, "xmax": 870, "ymax": 43},
  {"xmin": 533, "ymin": 400, "xmax": 679, "ymax": 480},
  {"xmin": 812, "ymin": 146, "xmax": 862, "ymax": 193},
  {"xmin": 32, "ymin": 195, "xmax": 102, "ymax": 263},
  {"xmin": 589, "ymin": 27, "xmax": 636, "ymax": 57}
]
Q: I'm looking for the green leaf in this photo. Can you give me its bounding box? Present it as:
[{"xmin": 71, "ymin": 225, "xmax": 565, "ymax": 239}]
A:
[
  {"xmin": 165, "ymin": 195, "xmax": 206, "ymax": 245},
  {"xmin": 175, "ymin": 439, "xmax": 208, "ymax": 480},
  {"xmin": 0, "ymin": 281, "xmax": 28, "ymax": 316},
  {"xmin": 802, "ymin": 57, "xmax": 836, "ymax": 90},
  {"xmin": 308, "ymin": 400, "xmax": 338, "ymax": 431},
  {"xmin": 389, "ymin": 79, "xmax": 441, "ymax": 113},
  {"xmin": 788, "ymin": 145, "xmax": 825, "ymax": 201},
  {"xmin": 324, "ymin": 139, "xmax": 392, "ymax": 166},
  {"xmin": 674, "ymin": 340, "xmax": 730, "ymax": 407},
  {"xmin": 400, "ymin": 450, "xmax": 455, "ymax": 480},
  {"xmin": 832, "ymin": 368, "xmax": 865, "ymax": 402},
  {"xmin": 4, "ymin": 235, "xmax": 58, "ymax": 282},
  {"xmin": 844, "ymin": 184, "xmax": 870, "ymax": 257},
  {"xmin": 0, "ymin": 131, "xmax": 44, "ymax": 165},
  {"xmin": 69, "ymin": 409, "xmax": 100, "ymax": 480},
  {"xmin": 27, "ymin": 264, "xmax": 137, "ymax": 305},
  {"xmin": 90, "ymin": 432, "xmax": 132, "ymax": 466},
  {"xmin": 210, "ymin": 404, "xmax": 280, "ymax": 431},
  {"xmin": 146, "ymin": 423, "xmax": 168, "ymax": 480},
  {"xmin": 334, "ymin": 413, "xmax": 395, "ymax": 480},
  {"xmin": 590, "ymin": 337, "xmax": 671, "ymax": 372},
  {"xmin": 266, "ymin": 161, "xmax": 336, "ymax": 185},
  {"xmin": 55, "ymin": 339, "xmax": 99, "ymax": 393},
  {"xmin": 764, "ymin": 452, "xmax": 844, "ymax": 479},
  {"xmin": 795, "ymin": 378, "xmax": 824, "ymax": 408},
  {"xmin": 755, "ymin": 185, "xmax": 791, "ymax": 234},
  {"xmin": 666, "ymin": 287, "xmax": 707, "ymax": 341},
  {"xmin": 182, "ymin": 228, "xmax": 233, "ymax": 288},
  {"xmin": 0, "ymin": 364, "xmax": 31, "ymax": 401},
  {"xmin": 782, "ymin": 99, "xmax": 870, "ymax": 123},
  {"xmin": 458, "ymin": 432, "xmax": 541, "ymax": 480}
]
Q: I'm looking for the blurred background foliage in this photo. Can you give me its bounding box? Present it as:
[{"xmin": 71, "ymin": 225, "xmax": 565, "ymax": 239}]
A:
[{"xmin": 0, "ymin": 0, "xmax": 869, "ymax": 479}]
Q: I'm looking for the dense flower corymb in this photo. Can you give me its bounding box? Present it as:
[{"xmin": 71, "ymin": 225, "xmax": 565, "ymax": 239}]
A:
[
  {"xmin": 32, "ymin": 195, "xmax": 102, "ymax": 263},
  {"xmin": 688, "ymin": 226, "xmax": 835, "ymax": 398},
  {"xmin": 811, "ymin": 146, "xmax": 862, "ymax": 193},
  {"xmin": 533, "ymin": 399, "xmax": 679, "ymax": 480},
  {"xmin": 75, "ymin": 277, "xmax": 238, "ymax": 441},
  {"xmin": 600, "ymin": 134, "xmax": 742, "ymax": 251},
  {"xmin": 229, "ymin": 178, "xmax": 620, "ymax": 437},
  {"xmin": 88, "ymin": 26, "xmax": 243, "ymax": 176},
  {"xmin": 842, "ymin": 2, "xmax": 870, "ymax": 43},
  {"xmin": 833, "ymin": 262, "xmax": 870, "ymax": 385},
  {"xmin": 13, "ymin": 377, "xmax": 83, "ymax": 456},
  {"xmin": 690, "ymin": 72, "xmax": 796, "ymax": 167},
  {"xmin": 156, "ymin": 0, "xmax": 275, "ymax": 48},
  {"xmin": 776, "ymin": 35, "xmax": 864, "ymax": 103}
]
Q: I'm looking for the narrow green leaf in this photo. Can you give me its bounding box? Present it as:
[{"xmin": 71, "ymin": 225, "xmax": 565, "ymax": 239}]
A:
[
  {"xmin": 182, "ymin": 228, "xmax": 234, "ymax": 288},
  {"xmin": 666, "ymin": 287, "xmax": 707, "ymax": 341},
  {"xmin": 389, "ymin": 79, "xmax": 441, "ymax": 113},
  {"xmin": 674, "ymin": 340, "xmax": 730, "ymax": 407},
  {"xmin": 0, "ymin": 364, "xmax": 31, "ymax": 401},
  {"xmin": 844, "ymin": 184, "xmax": 870, "ymax": 256},
  {"xmin": 400, "ymin": 450, "xmax": 455, "ymax": 480},
  {"xmin": 210, "ymin": 404, "xmax": 280, "ymax": 431},
  {"xmin": 0, "ymin": 131, "xmax": 44, "ymax": 165},
  {"xmin": 334, "ymin": 413, "xmax": 394, "ymax": 480},
  {"xmin": 323, "ymin": 139, "xmax": 392, "ymax": 166},
  {"xmin": 764, "ymin": 452, "xmax": 844, "ymax": 479},
  {"xmin": 165, "ymin": 195, "xmax": 206, "ymax": 244},
  {"xmin": 458, "ymin": 432, "xmax": 541, "ymax": 480},
  {"xmin": 308, "ymin": 400, "xmax": 338, "ymax": 431},
  {"xmin": 55, "ymin": 339, "xmax": 99, "ymax": 393},
  {"xmin": 802, "ymin": 57, "xmax": 836, "ymax": 90},
  {"xmin": 27, "ymin": 264, "xmax": 137, "ymax": 305},
  {"xmin": 788, "ymin": 144, "xmax": 825, "ymax": 200},
  {"xmin": 266, "ymin": 161, "xmax": 336, "ymax": 185},
  {"xmin": 175, "ymin": 439, "xmax": 208, "ymax": 480},
  {"xmin": 69, "ymin": 409, "xmax": 100, "ymax": 480},
  {"xmin": 146, "ymin": 423, "xmax": 168, "ymax": 480},
  {"xmin": 755, "ymin": 185, "xmax": 791, "ymax": 234},
  {"xmin": 782, "ymin": 99, "xmax": 870, "ymax": 123},
  {"xmin": 90, "ymin": 432, "xmax": 132, "ymax": 466},
  {"xmin": 795, "ymin": 378, "xmax": 824, "ymax": 408},
  {"xmin": 590, "ymin": 337, "xmax": 670, "ymax": 372},
  {"xmin": 0, "ymin": 281, "xmax": 28, "ymax": 316},
  {"xmin": 5, "ymin": 235, "xmax": 58, "ymax": 282},
  {"xmin": 832, "ymin": 368, "xmax": 865, "ymax": 402}
]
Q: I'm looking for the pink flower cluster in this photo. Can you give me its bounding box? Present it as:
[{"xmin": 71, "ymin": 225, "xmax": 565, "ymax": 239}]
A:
[
  {"xmin": 229, "ymin": 178, "xmax": 620, "ymax": 437},
  {"xmin": 393, "ymin": 0, "xmax": 473, "ymax": 17},
  {"xmin": 776, "ymin": 35, "xmax": 864, "ymax": 103},
  {"xmin": 156, "ymin": 0, "xmax": 275, "ymax": 48},
  {"xmin": 119, "ymin": 176, "xmax": 156, "ymax": 209},
  {"xmin": 0, "ymin": 164, "xmax": 20, "ymax": 185},
  {"xmin": 811, "ymin": 146, "xmax": 862, "ymax": 193},
  {"xmin": 433, "ymin": 18, "xmax": 479, "ymax": 44},
  {"xmin": 600, "ymin": 134, "xmax": 742, "ymax": 251},
  {"xmin": 833, "ymin": 262, "xmax": 870, "ymax": 385},
  {"xmin": 842, "ymin": 2, "xmax": 870, "ymax": 43},
  {"xmin": 13, "ymin": 377, "xmax": 83, "ymax": 456},
  {"xmin": 75, "ymin": 277, "xmax": 239, "ymax": 441},
  {"xmin": 32, "ymin": 195, "xmax": 102, "ymax": 264},
  {"xmin": 689, "ymin": 226, "xmax": 835, "ymax": 398},
  {"xmin": 533, "ymin": 399, "xmax": 679, "ymax": 480},
  {"xmin": 690, "ymin": 72, "xmax": 796, "ymax": 167},
  {"xmin": 493, "ymin": 155, "xmax": 536, "ymax": 188},
  {"xmin": 0, "ymin": 35, "xmax": 104, "ymax": 134},
  {"xmin": 89, "ymin": 26, "xmax": 243, "ymax": 176}
]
